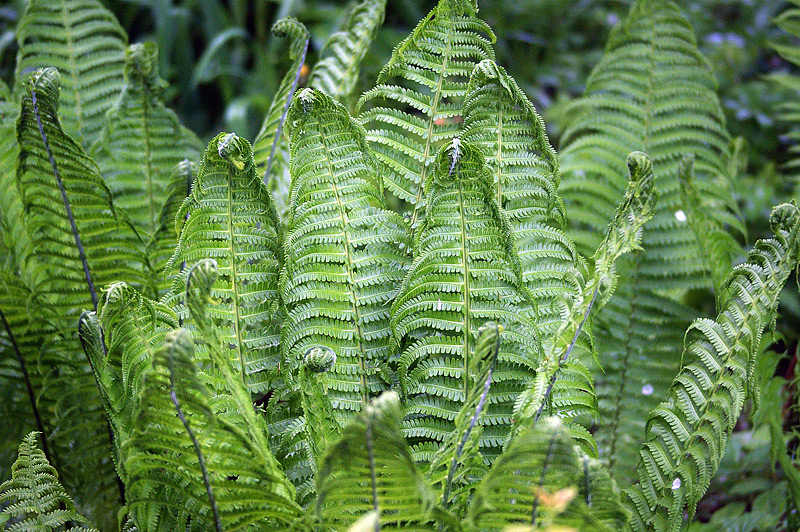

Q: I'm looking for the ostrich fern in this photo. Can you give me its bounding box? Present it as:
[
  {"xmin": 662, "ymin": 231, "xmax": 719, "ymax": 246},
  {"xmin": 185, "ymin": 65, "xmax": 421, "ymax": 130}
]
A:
[{"xmin": 1, "ymin": 1, "xmax": 799, "ymax": 532}]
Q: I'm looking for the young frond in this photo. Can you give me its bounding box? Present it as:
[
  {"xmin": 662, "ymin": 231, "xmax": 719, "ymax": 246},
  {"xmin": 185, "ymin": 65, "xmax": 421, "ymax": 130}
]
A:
[
  {"xmin": 625, "ymin": 202, "xmax": 800, "ymax": 532},
  {"xmin": 316, "ymin": 391, "xmax": 440, "ymax": 531},
  {"xmin": 167, "ymin": 132, "xmax": 283, "ymax": 393},
  {"xmin": 14, "ymin": 0, "xmax": 127, "ymax": 147},
  {"xmin": 282, "ymin": 87, "xmax": 411, "ymax": 418},
  {"xmin": 357, "ymin": 0, "xmax": 495, "ymax": 227},
  {"xmin": 0, "ymin": 432, "xmax": 98, "ymax": 532},
  {"xmin": 91, "ymin": 43, "xmax": 202, "ymax": 296},
  {"xmin": 392, "ymin": 138, "xmax": 540, "ymax": 460},
  {"xmin": 253, "ymin": 19, "xmax": 310, "ymax": 220},
  {"xmin": 308, "ymin": 0, "xmax": 387, "ymax": 106}
]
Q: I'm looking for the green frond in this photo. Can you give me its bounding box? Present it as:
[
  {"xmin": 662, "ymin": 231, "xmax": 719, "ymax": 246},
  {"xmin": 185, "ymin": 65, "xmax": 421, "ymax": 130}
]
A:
[
  {"xmin": 167, "ymin": 132, "xmax": 283, "ymax": 393},
  {"xmin": 91, "ymin": 43, "xmax": 202, "ymax": 296},
  {"xmin": 357, "ymin": 0, "xmax": 495, "ymax": 227},
  {"xmin": 771, "ymin": 2, "xmax": 800, "ymax": 176},
  {"xmin": 392, "ymin": 139, "xmax": 540, "ymax": 459},
  {"xmin": 468, "ymin": 417, "xmax": 621, "ymax": 532},
  {"xmin": 0, "ymin": 432, "xmax": 98, "ymax": 532},
  {"xmin": 298, "ymin": 346, "xmax": 341, "ymax": 475},
  {"xmin": 253, "ymin": 18, "xmax": 310, "ymax": 220},
  {"xmin": 0, "ymin": 83, "xmax": 26, "ymax": 265},
  {"xmin": 126, "ymin": 328, "xmax": 304, "ymax": 532},
  {"xmin": 282, "ymin": 87, "xmax": 411, "ymax": 417},
  {"xmin": 625, "ymin": 202, "xmax": 800, "ymax": 532},
  {"xmin": 14, "ymin": 0, "xmax": 127, "ymax": 147},
  {"xmin": 316, "ymin": 391, "xmax": 439, "ymax": 531},
  {"xmin": 308, "ymin": 0, "xmax": 387, "ymax": 106},
  {"xmin": 462, "ymin": 58, "xmax": 583, "ymax": 344}
]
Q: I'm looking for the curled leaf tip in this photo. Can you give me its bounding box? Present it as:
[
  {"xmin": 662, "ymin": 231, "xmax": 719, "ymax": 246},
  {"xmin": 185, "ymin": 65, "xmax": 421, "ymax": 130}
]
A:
[
  {"xmin": 626, "ymin": 151, "xmax": 652, "ymax": 181},
  {"xmin": 303, "ymin": 346, "xmax": 337, "ymax": 373},
  {"xmin": 216, "ymin": 132, "xmax": 251, "ymax": 170}
]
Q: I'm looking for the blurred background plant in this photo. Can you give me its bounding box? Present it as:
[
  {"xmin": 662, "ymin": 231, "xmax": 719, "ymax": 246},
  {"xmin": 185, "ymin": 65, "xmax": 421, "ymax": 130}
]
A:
[{"xmin": 0, "ymin": 0, "xmax": 798, "ymax": 528}]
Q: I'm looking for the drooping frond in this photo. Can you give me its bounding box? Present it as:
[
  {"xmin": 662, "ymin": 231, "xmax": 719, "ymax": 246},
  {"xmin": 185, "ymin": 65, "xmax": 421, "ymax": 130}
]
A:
[
  {"xmin": 126, "ymin": 328, "xmax": 305, "ymax": 532},
  {"xmin": 316, "ymin": 391, "xmax": 440, "ymax": 531},
  {"xmin": 167, "ymin": 132, "xmax": 282, "ymax": 393},
  {"xmin": 557, "ymin": 0, "xmax": 740, "ymax": 486},
  {"xmin": 357, "ymin": 0, "xmax": 495, "ymax": 227},
  {"xmin": 426, "ymin": 322, "xmax": 500, "ymax": 513},
  {"xmin": 392, "ymin": 139, "xmax": 540, "ymax": 459},
  {"xmin": 462, "ymin": 59, "xmax": 583, "ymax": 343},
  {"xmin": 512, "ymin": 152, "xmax": 658, "ymax": 435},
  {"xmin": 253, "ymin": 19, "xmax": 310, "ymax": 220},
  {"xmin": 0, "ymin": 432, "xmax": 98, "ymax": 532},
  {"xmin": 90, "ymin": 43, "xmax": 202, "ymax": 296},
  {"xmin": 307, "ymin": 0, "xmax": 387, "ymax": 106},
  {"xmin": 14, "ymin": 0, "xmax": 127, "ymax": 147},
  {"xmin": 468, "ymin": 417, "xmax": 623, "ymax": 532},
  {"xmin": 625, "ymin": 202, "xmax": 800, "ymax": 532},
  {"xmin": 282, "ymin": 87, "xmax": 411, "ymax": 417}
]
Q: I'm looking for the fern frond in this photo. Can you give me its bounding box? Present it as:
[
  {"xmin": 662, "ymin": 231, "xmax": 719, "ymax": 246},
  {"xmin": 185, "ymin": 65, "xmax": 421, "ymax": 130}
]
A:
[
  {"xmin": 308, "ymin": 0, "xmax": 387, "ymax": 106},
  {"xmin": 357, "ymin": 0, "xmax": 495, "ymax": 227},
  {"xmin": 0, "ymin": 432, "xmax": 98, "ymax": 532},
  {"xmin": 625, "ymin": 202, "xmax": 800, "ymax": 532},
  {"xmin": 392, "ymin": 139, "xmax": 540, "ymax": 459},
  {"xmin": 14, "ymin": 0, "xmax": 127, "ymax": 147},
  {"xmin": 91, "ymin": 43, "xmax": 202, "ymax": 296},
  {"xmin": 253, "ymin": 18, "xmax": 309, "ymax": 220},
  {"xmin": 282, "ymin": 87, "xmax": 411, "ymax": 417},
  {"xmin": 167, "ymin": 132, "xmax": 282, "ymax": 393},
  {"xmin": 316, "ymin": 391, "xmax": 440, "ymax": 531},
  {"xmin": 126, "ymin": 328, "xmax": 304, "ymax": 532},
  {"xmin": 557, "ymin": 0, "xmax": 740, "ymax": 485},
  {"xmin": 462, "ymin": 58, "xmax": 583, "ymax": 343},
  {"xmin": 468, "ymin": 417, "xmax": 621, "ymax": 532},
  {"xmin": 298, "ymin": 346, "xmax": 341, "ymax": 475}
]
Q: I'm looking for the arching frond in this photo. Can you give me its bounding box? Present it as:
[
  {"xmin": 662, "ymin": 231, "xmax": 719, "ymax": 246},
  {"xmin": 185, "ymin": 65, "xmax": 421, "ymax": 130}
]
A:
[
  {"xmin": 357, "ymin": 0, "xmax": 495, "ymax": 227},
  {"xmin": 0, "ymin": 432, "xmax": 98, "ymax": 532},
  {"xmin": 14, "ymin": 0, "xmax": 127, "ymax": 147},
  {"xmin": 557, "ymin": 0, "xmax": 740, "ymax": 485},
  {"xmin": 468, "ymin": 417, "xmax": 621, "ymax": 532},
  {"xmin": 91, "ymin": 43, "xmax": 202, "ymax": 296},
  {"xmin": 126, "ymin": 328, "xmax": 304, "ymax": 532},
  {"xmin": 392, "ymin": 139, "xmax": 540, "ymax": 459},
  {"xmin": 625, "ymin": 203, "xmax": 800, "ymax": 532},
  {"xmin": 282, "ymin": 87, "xmax": 411, "ymax": 417},
  {"xmin": 167, "ymin": 132, "xmax": 283, "ymax": 393},
  {"xmin": 462, "ymin": 59, "xmax": 583, "ymax": 343},
  {"xmin": 308, "ymin": 0, "xmax": 387, "ymax": 107},
  {"xmin": 253, "ymin": 19, "xmax": 310, "ymax": 220},
  {"xmin": 316, "ymin": 391, "xmax": 440, "ymax": 531}
]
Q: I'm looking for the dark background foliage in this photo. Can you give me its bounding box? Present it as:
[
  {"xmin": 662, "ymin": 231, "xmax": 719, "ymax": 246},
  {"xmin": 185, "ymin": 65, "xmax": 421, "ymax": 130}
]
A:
[{"xmin": 0, "ymin": 1, "xmax": 798, "ymax": 528}]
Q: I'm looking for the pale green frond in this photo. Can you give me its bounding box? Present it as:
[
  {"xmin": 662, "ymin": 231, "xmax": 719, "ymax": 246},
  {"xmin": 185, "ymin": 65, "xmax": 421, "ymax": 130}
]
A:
[
  {"xmin": 308, "ymin": 0, "xmax": 387, "ymax": 106},
  {"xmin": 298, "ymin": 346, "xmax": 341, "ymax": 475},
  {"xmin": 126, "ymin": 328, "xmax": 305, "ymax": 532},
  {"xmin": 166, "ymin": 132, "xmax": 283, "ymax": 393},
  {"xmin": 253, "ymin": 18, "xmax": 310, "ymax": 220},
  {"xmin": 282, "ymin": 87, "xmax": 411, "ymax": 418},
  {"xmin": 357, "ymin": 0, "xmax": 495, "ymax": 227},
  {"xmin": 462, "ymin": 58, "xmax": 584, "ymax": 344},
  {"xmin": 0, "ymin": 432, "xmax": 98, "ymax": 532},
  {"xmin": 468, "ymin": 417, "xmax": 619, "ymax": 532},
  {"xmin": 90, "ymin": 42, "xmax": 202, "ymax": 297},
  {"xmin": 392, "ymin": 139, "xmax": 540, "ymax": 460},
  {"xmin": 14, "ymin": 0, "xmax": 127, "ymax": 147},
  {"xmin": 625, "ymin": 202, "xmax": 800, "ymax": 532},
  {"xmin": 316, "ymin": 391, "xmax": 439, "ymax": 531}
]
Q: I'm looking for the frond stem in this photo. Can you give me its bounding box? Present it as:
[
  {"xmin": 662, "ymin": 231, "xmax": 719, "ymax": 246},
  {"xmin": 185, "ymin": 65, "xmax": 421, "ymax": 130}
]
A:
[{"xmin": 366, "ymin": 414, "xmax": 381, "ymax": 532}]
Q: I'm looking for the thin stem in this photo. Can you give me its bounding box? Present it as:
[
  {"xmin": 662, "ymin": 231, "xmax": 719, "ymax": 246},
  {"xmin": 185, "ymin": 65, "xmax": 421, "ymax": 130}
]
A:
[{"xmin": 366, "ymin": 414, "xmax": 381, "ymax": 532}]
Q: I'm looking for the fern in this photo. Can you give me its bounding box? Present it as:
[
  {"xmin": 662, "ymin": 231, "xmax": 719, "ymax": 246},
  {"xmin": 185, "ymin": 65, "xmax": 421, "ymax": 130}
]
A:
[
  {"xmin": 558, "ymin": 0, "xmax": 741, "ymax": 485},
  {"xmin": 0, "ymin": 432, "xmax": 98, "ymax": 532},
  {"xmin": 308, "ymin": 0, "xmax": 387, "ymax": 107},
  {"xmin": 392, "ymin": 139, "xmax": 540, "ymax": 459},
  {"xmin": 14, "ymin": 0, "xmax": 127, "ymax": 147},
  {"xmin": 252, "ymin": 19, "xmax": 310, "ymax": 220},
  {"xmin": 282, "ymin": 87, "xmax": 411, "ymax": 416},
  {"xmin": 90, "ymin": 43, "xmax": 202, "ymax": 297},
  {"xmin": 358, "ymin": 0, "xmax": 495, "ymax": 227},
  {"xmin": 167, "ymin": 132, "xmax": 283, "ymax": 393},
  {"xmin": 625, "ymin": 202, "xmax": 800, "ymax": 532}
]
